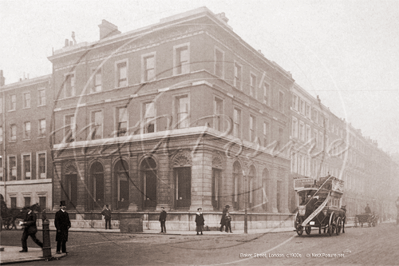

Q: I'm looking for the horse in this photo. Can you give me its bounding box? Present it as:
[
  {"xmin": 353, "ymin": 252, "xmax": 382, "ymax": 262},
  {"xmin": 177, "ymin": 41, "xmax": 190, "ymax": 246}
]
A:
[{"xmin": 1, "ymin": 203, "xmax": 42, "ymax": 230}]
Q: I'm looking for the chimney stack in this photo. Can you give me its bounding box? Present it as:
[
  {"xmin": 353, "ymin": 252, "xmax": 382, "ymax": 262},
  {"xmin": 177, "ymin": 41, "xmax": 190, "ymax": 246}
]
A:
[
  {"xmin": 0, "ymin": 70, "xmax": 5, "ymax": 86},
  {"xmin": 98, "ymin": 20, "xmax": 121, "ymax": 40}
]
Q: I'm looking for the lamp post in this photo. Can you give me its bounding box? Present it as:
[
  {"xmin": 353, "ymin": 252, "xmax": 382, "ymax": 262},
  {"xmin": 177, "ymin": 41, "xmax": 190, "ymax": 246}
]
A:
[
  {"xmin": 243, "ymin": 170, "xmax": 248, "ymax": 234},
  {"xmin": 41, "ymin": 211, "xmax": 52, "ymax": 259}
]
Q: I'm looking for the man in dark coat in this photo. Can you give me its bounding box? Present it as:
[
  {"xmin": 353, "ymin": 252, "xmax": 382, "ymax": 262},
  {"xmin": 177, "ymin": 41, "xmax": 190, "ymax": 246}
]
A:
[
  {"xmin": 20, "ymin": 206, "xmax": 43, "ymax": 252},
  {"xmin": 195, "ymin": 208, "xmax": 205, "ymax": 235},
  {"xmin": 220, "ymin": 205, "xmax": 229, "ymax": 232},
  {"xmin": 55, "ymin": 201, "xmax": 71, "ymax": 254},
  {"xmin": 159, "ymin": 207, "xmax": 167, "ymax": 233},
  {"xmin": 101, "ymin": 205, "xmax": 112, "ymax": 229}
]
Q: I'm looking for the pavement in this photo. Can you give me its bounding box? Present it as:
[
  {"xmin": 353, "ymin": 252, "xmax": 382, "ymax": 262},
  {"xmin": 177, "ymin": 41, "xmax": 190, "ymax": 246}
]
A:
[{"xmin": 1, "ymin": 220, "xmax": 393, "ymax": 264}]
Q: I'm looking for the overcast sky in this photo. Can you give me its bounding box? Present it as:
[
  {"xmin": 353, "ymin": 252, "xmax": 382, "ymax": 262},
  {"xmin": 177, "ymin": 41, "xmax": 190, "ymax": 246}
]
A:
[{"xmin": 1, "ymin": 0, "xmax": 398, "ymax": 155}]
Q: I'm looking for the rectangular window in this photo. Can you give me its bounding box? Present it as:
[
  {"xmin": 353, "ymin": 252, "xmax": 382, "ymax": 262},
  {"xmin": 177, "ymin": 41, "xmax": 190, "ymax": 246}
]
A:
[
  {"xmin": 174, "ymin": 167, "xmax": 191, "ymax": 208},
  {"xmin": 117, "ymin": 61, "xmax": 127, "ymax": 87},
  {"xmin": 0, "ymin": 126, "xmax": 2, "ymax": 143},
  {"xmin": 38, "ymin": 119, "xmax": 46, "ymax": 137},
  {"xmin": 91, "ymin": 111, "xmax": 103, "ymax": 139},
  {"xmin": 292, "ymin": 95, "xmax": 298, "ymax": 110},
  {"xmin": 23, "ymin": 154, "xmax": 31, "ymax": 179},
  {"xmin": 214, "ymin": 98, "xmax": 223, "ymax": 131},
  {"xmin": 249, "ymin": 115, "xmax": 255, "ymax": 142},
  {"xmin": 215, "ymin": 48, "xmax": 224, "ymax": 78},
  {"xmin": 38, "ymin": 152, "xmax": 46, "ymax": 178},
  {"xmin": 292, "ymin": 118, "xmax": 298, "ymax": 138},
  {"xmin": 117, "ymin": 107, "xmax": 128, "ymax": 137},
  {"xmin": 10, "ymin": 124, "xmax": 16, "ymax": 141},
  {"xmin": 143, "ymin": 102, "xmax": 155, "ymax": 133},
  {"xmin": 299, "ymin": 122, "xmax": 304, "ymax": 141},
  {"xmin": 301, "ymin": 100, "xmax": 305, "ymax": 114},
  {"xmin": 263, "ymin": 122, "xmax": 269, "ymax": 146},
  {"xmin": 91, "ymin": 68, "xmax": 102, "ymax": 93},
  {"xmin": 319, "ymin": 131, "xmax": 324, "ymax": 148},
  {"xmin": 313, "ymin": 129, "xmax": 318, "ymax": 147},
  {"xmin": 175, "ymin": 45, "xmax": 189, "ymax": 75},
  {"xmin": 250, "ymin": 74, "xmax": 256, "ymax": 97},
  {"xmin": 64, "ymin": 73, "xmax": 75, "ymax": 98},
  {"xmin": 38, "ymin": 89, "xmax": 46, "ymax": 106},
  {"xmin": 263, "ymin": 83, "xmax": 269, "ymax": 105},
  {"xmin": 143, "ymin": 54, "xmax": 155, "ymax": 82},
  {"xmin": 279, "ymin": 91, "xmax": 284, "ymax": 112},
  {"xmin": 39, "ymin": 197, "xmax": 46, "ymax": 210},
  {"xmin": 177, "ymin": 96, "xmax": 189, "ymax": 129},
  {"xmin": 233, "ymin": 108, "xmax": 241, "ymax": 138},
  {"xmin": 9, "ymin": 94, "xmax": 16, "ymax": 111},
  {"xmin": 64, "ymin": 115, "xmax": 76, "ymax": 142},
  {"xmin": 24, "ymin": 197, "xmax": 31, "ymax": 207},
  {"xmin": 306, "ymin": 125, "xmax": 311, "ymax": 142},
  {"xmin": 306, "ymin": 104, "xmax": 310, "ymax": 118},
  {"xmin": 234, "ymin": 62, "xmax": 242, "ymax": 89},
  {"xmin": 10, "ymin": 197, "xmax": 17, "ymax": 209},
  {"xmin": 23, "ymin": 92, "xmax": 31, "ymax": 108},
  {"xmin": 23, "ymin": 121, "xmax": 31, "ymax": 139},
  {"xmin": 9, "ymin": 156, "xmax": 16, "ymax": 180}
]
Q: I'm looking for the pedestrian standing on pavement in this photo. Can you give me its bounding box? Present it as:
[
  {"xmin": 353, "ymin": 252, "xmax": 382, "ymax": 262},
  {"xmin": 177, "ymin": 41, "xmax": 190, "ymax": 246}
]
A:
[
  {"xmin": 159, "ymin": 207, "xmax": 167, "ymax": 233},
  {"xmin": 55, "ymin": 201, "xmax": 71, "ymax": 254},
  {"xmin": 220, "ymin": 205, "xmax": 229, "ymax": 232},
  {"xmin": 195, "ymin": 208, "xmax": 204, "ymax": 235},
  {"xmin": 20, "ymin": 206, "xmax": 43, "ymax": 252},
  {"xmin": 225, "ymin": 212, "xmax": 232, "ymax": 233},
  {"xmin": 101, "ymin": 205, "xmax": 112, "ymax": 229}
]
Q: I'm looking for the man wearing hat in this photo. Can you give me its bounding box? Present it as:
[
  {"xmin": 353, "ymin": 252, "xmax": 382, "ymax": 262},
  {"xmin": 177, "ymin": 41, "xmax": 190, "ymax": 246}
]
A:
[
  {"xmin": 220, "ymin": 205, "xmax": 230, "ymax": 232},
  {"xmin": 20, "ymin": 205, "xmax": 43, "ymax": 252},
  {"xmin": 55, "ymin": 201, "xmax": 71, "ymax": 254},
  {"xmin": 195, "ymin": 208, "xmax": 204, "ymax": 235}
]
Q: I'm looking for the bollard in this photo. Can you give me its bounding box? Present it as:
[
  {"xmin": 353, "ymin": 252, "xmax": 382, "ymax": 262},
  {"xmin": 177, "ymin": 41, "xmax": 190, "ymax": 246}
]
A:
[{"xmin": 42, "ymin": 220, "xmax": 52, "ymax": 258}]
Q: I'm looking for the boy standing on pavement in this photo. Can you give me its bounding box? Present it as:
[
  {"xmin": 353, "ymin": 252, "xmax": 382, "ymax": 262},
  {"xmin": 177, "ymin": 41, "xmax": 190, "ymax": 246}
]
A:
[
  {"xmin": 20, "ymin": 206, "xmax": 43, "ymax": 252},
  {"xmin": 159, "ymin": 207, "xmax": 167, "ymax": 233}
]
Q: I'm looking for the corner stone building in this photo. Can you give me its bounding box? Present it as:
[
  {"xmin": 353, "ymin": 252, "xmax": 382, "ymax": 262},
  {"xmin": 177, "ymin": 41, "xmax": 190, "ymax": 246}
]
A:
[{"xmin": 49, "ymin": 7, "xmax": 294, "ymax": 229}]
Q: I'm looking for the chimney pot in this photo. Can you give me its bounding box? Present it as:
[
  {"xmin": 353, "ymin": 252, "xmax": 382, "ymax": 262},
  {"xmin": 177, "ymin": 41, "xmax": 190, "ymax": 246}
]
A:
[{"xmin": 98, "ymin": 19, "xmax": 121, "ymax": 40}]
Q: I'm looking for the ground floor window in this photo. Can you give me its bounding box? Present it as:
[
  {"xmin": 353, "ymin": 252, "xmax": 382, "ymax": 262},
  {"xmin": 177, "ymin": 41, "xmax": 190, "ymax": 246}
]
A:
[
  {"xmin": 174, "ymin": 167, "xmax": 191, "ymax": 208},
  {"xmin": 233, "ymin": 162, "xmax": 242, "ymax": 210},
  {"xmin": 10, "ymin": 197, "xmax": 17, "ymax": 209},
  {"xmin": 115, "ymin": 160, "xmax": 129, "ymax": 209},
  {"xmin": 212, "ymin": 168, "xmax": 222, "ymax": 210},
  {"xmin": 24, "ymin": 197, "xmax": 31, "ymax": 207},
  {"xmin": 141, "ymin": 157, "xmax": 157, "ymax": 208},
  {"xmin": 91, "ymin": 162, "xmax": 104, "ymax": 209},
  {"xmin": 39, "ymin": 196, "xmax": 46, "ymax": 210},
  {"xmin": 277, "ymin": 180, "xmax": 282, "ymax": 213},
  {"xmin": 65, "ymin": 174, "xmax": 78, "ymax": 210}
]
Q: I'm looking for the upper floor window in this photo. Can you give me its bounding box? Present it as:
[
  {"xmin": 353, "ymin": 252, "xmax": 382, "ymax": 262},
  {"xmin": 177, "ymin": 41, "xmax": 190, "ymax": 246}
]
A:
[
  {"xmin": 116, "ymin": 107, "xmax": 128, "ymax": 137},
  {"xmin": 278, "ymin": 91, "xmax": 284, "ymax": 113},
  {"xmin": 306, "ymin": 125, "xmax": 311, "ymax": 142},
  {"xmin": 306, "ymin": 104, "xmax": 310, "ymax": 118},
  {"xmin": 214, "ymin": 97, "xmax": 223, "ymax": 131},
  {"xmin": 300, "ymin": 100, "xmax": 305, "ymax": 115},
  {"xmin": 233, "ymin": 108, "xmax": 241, "ymax": 138},
  {"xmin": 64, "ymin": 73, "xmax": 75, "ymax": 98},
  {"xmin": 23, "ymin": 92, "xmax": 31, "ymax": 108},
  {"xmin": 38, "ymin": 89, "xmax": 46, "ymax": 106},
  {"xmin": 249, "ymin": 115, "xmax": 256, "ymax": 142},
  {"xmin": 299, "ymin": 122, "xmax": 304, "ymax": 141},
  {"xmin": 176, "ymin": 95, "xmax": 189, "ymax": 129},
  {"xmin": 10, "ymin": 124, "xmax": 16, "ymax": 141},
  {"xmin": 38, "ymin": 119, "xmax": 46, "ymax": 137},
  {"xmin": 116, "ymin": 61, "xmax": 127, "ymax": 87},
  {"xmin": 37, "ymin": 152, "xmax": 46, "ymax": 179},
  {"xmin": 23, "ymin": 121, "xmax": 31, "ymax": 139},
  {"xmin": 234, "ymin": 62, "xmax": 242, "ymax": 90},
  {"xmin": 143, "ymin": 102, "xmax": 155, "ymax": 133},
  {"xmin": 292, "ymin": 118, "xmax": 298, "ymax": 138},
  {"xmin": 8, "ymin": 94, "xmax": 16, "ymax": 111},
  {"xmin": 91, "ymin": 68, "xmax": 102, "ymax": 93},
  {"xmin": 64, "ymin": 114, "xmax": 76, "ymax": 142},
  {"xmin": 142, "ymin": 54, "xmax": 155, "ymax": 82},
  {"xmin": 292, "ymin": 95, "xmax": 298, "ymax": 110},
  {"xmin": 263, "ymin": 83, "xmax": 269, "ymax": 105},
  {"xmin": 250, "ymin": 74, "xmax": 256, "ymax": 97},
  {"xmin": 0, "ymin": 127, "xmax": 2, "ymax": 143},
  {"xmin": 174, "ymin": 44, "xmax": 190, "ymax": 75},
  {"xmin": 263, "ymin": 122, "xmax": 269, "ymax": 146},
  {"xmin": 91, "ymin": 110, "xmax": 103, "ymax": 139},
  {"xmin": 8, "ymin": 156, "xmax": 16, "ymax": 181},
  {"xmin": 215, "ymin": 48, "xmax": 224, "ymax": 78},
  {"xmin": 22, "ymin": 154, "xmax": 31, "ymax": 179}
]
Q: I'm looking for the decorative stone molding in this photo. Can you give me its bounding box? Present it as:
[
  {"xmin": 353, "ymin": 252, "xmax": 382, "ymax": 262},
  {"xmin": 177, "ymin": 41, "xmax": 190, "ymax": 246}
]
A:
[
  {"xmin": 64, "ymin": 161, "xmax": 77, "ymax": 175},
  {"xmin": 171, "ymin": 150, "xmax": 192, "ymax": 168},
  {"xmin": 212, "ymin": 152, "xmax": 223, "ymax": 169}
]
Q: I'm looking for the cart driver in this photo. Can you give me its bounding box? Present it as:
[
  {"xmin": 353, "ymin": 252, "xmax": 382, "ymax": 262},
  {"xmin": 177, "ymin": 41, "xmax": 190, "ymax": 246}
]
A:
[{"xmin": 365, "ymin": 204, "xmax": 371, "ymax": 214}]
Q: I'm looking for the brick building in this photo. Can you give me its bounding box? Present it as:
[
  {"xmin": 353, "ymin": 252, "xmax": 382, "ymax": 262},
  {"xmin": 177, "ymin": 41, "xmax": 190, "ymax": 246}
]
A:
[{"xmin": 0, "ymin": 71, "xmax": 53, "ymax": 210}]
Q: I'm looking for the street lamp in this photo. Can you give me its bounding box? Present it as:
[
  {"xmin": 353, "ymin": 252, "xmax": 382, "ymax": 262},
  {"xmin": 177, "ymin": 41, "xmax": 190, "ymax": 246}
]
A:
[{"xmin": 243, "ymin": 170, "xmax": 248, "ymax": 234}]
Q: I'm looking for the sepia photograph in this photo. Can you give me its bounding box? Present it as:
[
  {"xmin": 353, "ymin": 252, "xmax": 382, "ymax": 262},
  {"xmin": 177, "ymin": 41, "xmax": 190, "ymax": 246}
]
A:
[{"xmin": 1, "ymin": 0, "xmax": 399, "ymax": 265}]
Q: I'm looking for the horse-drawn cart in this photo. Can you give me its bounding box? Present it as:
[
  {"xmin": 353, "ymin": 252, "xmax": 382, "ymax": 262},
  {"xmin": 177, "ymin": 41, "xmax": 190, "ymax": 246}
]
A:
[
  {"xmin": 294, "ymin": 175, "xmax": 346, "ymax": 236},
  {"xmin": 355, "ymin": 213, "xmax": 378, "ymax": 227}
]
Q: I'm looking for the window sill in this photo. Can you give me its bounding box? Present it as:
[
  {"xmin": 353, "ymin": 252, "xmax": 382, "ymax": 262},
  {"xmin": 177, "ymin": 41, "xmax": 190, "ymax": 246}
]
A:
[
  {"xmin": 8, "ymin": 110, "xmax": 16, "ymax": 112},
  {"xmin": 23, "ymin": 107, "xmax": 31, "ymax": 110},
  {"xmin": 37, "ymin": 104, "xmax": 46, "ymax": 107},
  {"xmin": 9, "ymin": 140, "xmax": 16, "ymax": 143},
  {"xmin": 23, "ymin": 139, "xmax": 31, "ymax": 142},
  {"xmin": 37, "ymin": 136, "xmax": 46, "ymax": 139}
]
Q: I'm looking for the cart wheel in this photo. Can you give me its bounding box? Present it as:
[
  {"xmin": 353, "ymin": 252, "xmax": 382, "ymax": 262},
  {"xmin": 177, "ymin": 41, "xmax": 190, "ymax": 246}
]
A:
[
  {"xmin": 297, "ymin": 226, "xmax": 303, "ymax": 236},
  {"xmin": 328, "ymin": 225, "xmax": 333, "ymax": 236},
  {"xmin": 305, "ymin": 226, "xmax": 311, "ymax": 235},
  {"xmin": 328, "ymin": 213, "xmax": 335, "ymax": 236},
  {"xmin": 294, "ymin": 213, "xmax": 303, "ymax": 236},
  {"xmin": 336, "ymin": 217, "xmax": 342, "ymax": 235}
]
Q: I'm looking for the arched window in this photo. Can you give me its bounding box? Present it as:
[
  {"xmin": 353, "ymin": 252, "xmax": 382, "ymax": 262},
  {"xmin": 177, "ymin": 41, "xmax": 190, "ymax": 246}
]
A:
[
  {"xmin": 262, "ymin": 168, "xmax": 270, "ymax": 211},
  {"xmin": 212, "ymin": 156, "xmax": 222, "ymax": 210},
  {"xmin": 232, "ymin": 162, "xmax": 242, "ymax": 210},
  {"xmin": 248, "ymin": 166, "xmax": 255, "ymax": 208},
  {"xmin": 64, "ymin": 165, "xmax": 77, "ymax": 210},
  {"xmin": 90, "ymin": 162, "xmax": 104, "ymax": 210},
  {"xmin": 114, "ymin": 160, "xmax": 129, "ymax": 210},
  {"xmin": 141, "ymin": 157, "xmax": 157, "ymax": 208}
]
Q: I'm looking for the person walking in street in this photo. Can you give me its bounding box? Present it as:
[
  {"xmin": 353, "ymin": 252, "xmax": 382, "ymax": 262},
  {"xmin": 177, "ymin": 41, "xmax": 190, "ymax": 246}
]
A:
[
  {"xmin": 159, "ymin": 207, "xmax": 167, "ymax": 233},
  {"xmin": 225, "ymin": 212, "xmax": 232, "ymax": 233},
  {"xmin": 195, "ymin": 208, "xmax": 204, "ymax": 235},
  {"xmin": 220, "ymin": 205, "xmax": 229, "ymax": 232},
  {"xmin": 55, "ymin": 201, "xmax": 71, "ymax": 254},
  {"xmin": 101, "ymin": 205, "xmax": 112, "ymax": 229},
  {"xmin": 20, "ymin": 206, "xmax": 43, "ymax": 252}
]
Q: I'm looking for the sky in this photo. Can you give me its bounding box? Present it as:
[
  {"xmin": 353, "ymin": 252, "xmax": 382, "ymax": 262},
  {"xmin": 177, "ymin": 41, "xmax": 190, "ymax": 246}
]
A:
[{"xmin": 1, "ymin": 0, "xmax": 398, "ymax": 155}]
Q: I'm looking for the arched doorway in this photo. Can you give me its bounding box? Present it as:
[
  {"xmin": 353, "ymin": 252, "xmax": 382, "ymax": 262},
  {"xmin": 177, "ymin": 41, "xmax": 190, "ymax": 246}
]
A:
[
  {"xmin": 64, "ymin": 165, "xmax": 77, "ymax": 210},
  {"xmin": 232, "ymin": 161, "xmax": 242, "ymax": 210},
  {"xmin": 141, "ymin": 157, "xmax": 157, "ymax": 209},
  {"xmin": 90, "ymin": 162, "xmax": 104, "ymax": 210},
  {"xmin": 114, "ymin": 160, "xmax": 129, "ymax": 210}
]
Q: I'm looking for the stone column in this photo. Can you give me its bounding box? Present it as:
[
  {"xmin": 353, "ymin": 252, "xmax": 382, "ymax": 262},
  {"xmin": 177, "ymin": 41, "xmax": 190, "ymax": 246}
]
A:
[
  {"xmin": 128, "ymin": 154, "xmax": 139, "ymax": 211},
  {"xmin": 52, "ymin": 161, "xmax": 63, "ymax": 211},
  {"xmin": 223, "ymin": 157, "xmax": 234, "ymax": 210},
  {"xmin": 156, "ymin": 153, "xmax": 171, "ymax": 211},
  {"xmin": 190, "ymin": 149, "xmax": 213, "ymax": 211},
  {"xmin": 103, "ymin": 158, "xmax": 112, "ymax": 209}
]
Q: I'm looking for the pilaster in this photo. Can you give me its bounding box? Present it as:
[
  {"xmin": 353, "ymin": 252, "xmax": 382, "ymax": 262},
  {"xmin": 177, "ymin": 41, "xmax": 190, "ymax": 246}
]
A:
[
  {"xmin": 190, "ymin": 149, "xmax": 213, "ymax": 211},
  {"xmin": 128, "ymin": 154, "xmax": 139, "ymax": 211},
  {"xmin": 52, "ymin": 161, "xmax": 63, "ymax": 211},
  {"xmin": 156, "ymin": 153, "xmax": 171, "ymax": 211}
]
